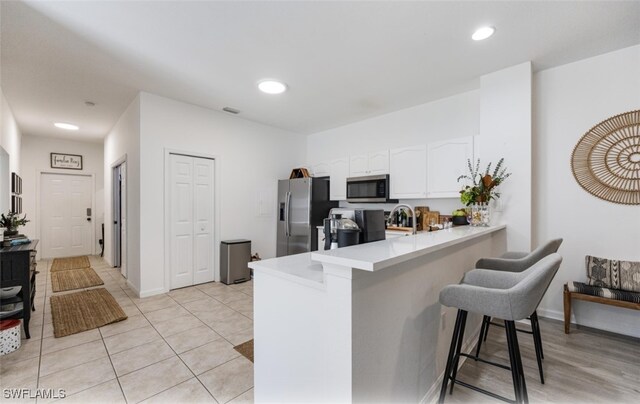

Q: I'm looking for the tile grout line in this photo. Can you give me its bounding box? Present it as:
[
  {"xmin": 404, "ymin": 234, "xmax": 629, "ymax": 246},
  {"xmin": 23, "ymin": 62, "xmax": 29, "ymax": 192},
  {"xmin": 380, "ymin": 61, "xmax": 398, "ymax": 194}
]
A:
[
  {"xmin": 34, "ymin": 258, "xmax": 50, "ymax": 404},
  {"xmin": 29, "ymin": 256, "xmax": 253, "ymax": 403}
]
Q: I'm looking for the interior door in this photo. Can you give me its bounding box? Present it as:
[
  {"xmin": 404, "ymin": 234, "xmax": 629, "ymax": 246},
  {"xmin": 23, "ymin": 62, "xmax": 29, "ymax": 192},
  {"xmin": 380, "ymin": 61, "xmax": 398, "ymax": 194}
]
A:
[
  {"xmin": 170, "ymin": 154, "xmax": 215, "ymax": 289},
  {"xmin": 170, "ymin": 154, "xmax": 195, "ymax": 289},
  {"xmin": 41, "ymin": 173, "xmax": 93, "ymax": 258},
  {"xmin": 288, "ymin": 178, "xmax": 311, "ymax": 255},
  {"xmin": 192, "ymin": 157, "xmax": 214, "ymax": 285},
  {"xmin": 119, "ymin": 162, "xmax": 127, "ymax": 278}
]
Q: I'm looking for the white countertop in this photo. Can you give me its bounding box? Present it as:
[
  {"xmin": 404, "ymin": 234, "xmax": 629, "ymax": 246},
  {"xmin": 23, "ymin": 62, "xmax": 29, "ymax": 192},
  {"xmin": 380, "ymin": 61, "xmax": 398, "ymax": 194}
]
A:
[
  {"xmin": 311, "ymin": 225, "xmax": 506, "ymax": 271},
  {"xmin": 249, "ymin": 252, "xmax": 325, "ymax": 287},
  {"xmin": 250, "ymin": 225, "xmax": 506, "ymax": 285}
]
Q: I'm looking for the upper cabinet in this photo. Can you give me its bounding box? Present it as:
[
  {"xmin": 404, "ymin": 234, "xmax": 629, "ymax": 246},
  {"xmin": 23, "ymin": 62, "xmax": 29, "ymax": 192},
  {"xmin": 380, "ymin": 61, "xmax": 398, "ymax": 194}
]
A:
[
  {"xmin": 329, "ymin": 158, "xmax": 349, "ymax": 201},
  {"xmin": 426, "ymin": 136, "xmax": 474, "ymax": 198},
  {"xmin": 310, "ymin": 162, "xmax": 331, "ymax": 177},
  {"xmin": 349, "ymin": 150, "xmax": 389, "ymax": 177},
  {"xmin": 389, "ymin": 145, "xmax": 427, "ymax": 199}
]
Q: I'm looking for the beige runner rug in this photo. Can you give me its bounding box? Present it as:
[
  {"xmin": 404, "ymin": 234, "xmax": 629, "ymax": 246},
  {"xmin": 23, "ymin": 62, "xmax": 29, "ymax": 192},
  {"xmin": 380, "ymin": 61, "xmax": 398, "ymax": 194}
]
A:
[
  {"xmin": 234, "ymin": 339, "xmax": 254, "ymax": 362},
  {"xmin": 51, "ymin": 256, "xmax": 91, "ymax": 272},
  {"xmin": 50, "ymin": 288, "xmax": 127, "ymax": 338},
  {"xmin": 51, "ymin": 267, "xmax": 104, "ymax": 293}
]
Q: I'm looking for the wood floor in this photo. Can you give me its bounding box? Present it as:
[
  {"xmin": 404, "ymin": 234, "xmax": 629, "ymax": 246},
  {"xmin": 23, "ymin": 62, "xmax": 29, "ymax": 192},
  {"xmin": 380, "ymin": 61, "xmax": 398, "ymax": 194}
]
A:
[{"xmin": 445, "ymin": 317, "xmax": 639, "ymax": 403}]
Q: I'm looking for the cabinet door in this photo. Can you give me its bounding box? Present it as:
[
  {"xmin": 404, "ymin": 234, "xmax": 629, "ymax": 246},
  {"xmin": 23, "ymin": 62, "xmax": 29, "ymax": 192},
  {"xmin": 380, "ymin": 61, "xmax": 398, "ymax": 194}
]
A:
[
  {"xmin": 349, "ymin": 154, "xmax": 369, "ymax": 177},
  {"xmin": 311, "ymin": 162, "xmax": 331, "ymax": 177},
  {"xmin": 426, "ymin": 137, "xmax": 474, "ymax": 198},
  {"xmin": 368, "ymin": 150, "xmax": 390, "ymax": 175},
  {"xmin": 389, "ymin": 145, "xmax": 427, "ymax": 199},
  {"xmin": 329, "ymin": 158, "xmax": 349, "ymax": 200}
]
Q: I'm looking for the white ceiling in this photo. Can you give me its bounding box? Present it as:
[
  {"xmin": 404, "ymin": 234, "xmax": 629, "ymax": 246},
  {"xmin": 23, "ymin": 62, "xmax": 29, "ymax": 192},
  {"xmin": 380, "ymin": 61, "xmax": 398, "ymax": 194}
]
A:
[{"xmin": 2, "ymin": 1, "xmax": 639, "ymax": 141}]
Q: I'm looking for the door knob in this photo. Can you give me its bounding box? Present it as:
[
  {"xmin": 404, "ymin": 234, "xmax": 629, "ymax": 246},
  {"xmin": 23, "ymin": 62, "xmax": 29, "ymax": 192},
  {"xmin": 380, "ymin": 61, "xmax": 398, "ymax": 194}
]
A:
[{"xmin": 87, "ymin": 218, "xmax": 92, "ymax": 222}]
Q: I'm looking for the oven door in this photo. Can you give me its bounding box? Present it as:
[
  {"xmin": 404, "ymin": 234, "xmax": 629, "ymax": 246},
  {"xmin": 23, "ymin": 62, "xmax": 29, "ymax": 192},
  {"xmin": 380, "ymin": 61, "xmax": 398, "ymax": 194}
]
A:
[{"xmin": 346, "ymin": 174, "xmax": 393, "ymax": 203}]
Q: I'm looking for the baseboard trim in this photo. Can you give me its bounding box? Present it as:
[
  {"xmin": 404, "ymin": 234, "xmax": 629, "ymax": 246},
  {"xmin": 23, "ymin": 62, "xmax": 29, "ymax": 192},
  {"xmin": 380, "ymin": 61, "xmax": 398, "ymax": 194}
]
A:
[
  {"xmin": 125, "ymin": 280, "xmax": 140, "ymax": 298},
  {"xmin": 138, "ymin": 287, "xmax": 166, "ymax": 299},
  {"xmin": 421, "ymin": 322, "xmax": 483, "ymax": 404},
  {"xmin": 536, "ymin": 307, "xmax": 575, "ymax": 323}
]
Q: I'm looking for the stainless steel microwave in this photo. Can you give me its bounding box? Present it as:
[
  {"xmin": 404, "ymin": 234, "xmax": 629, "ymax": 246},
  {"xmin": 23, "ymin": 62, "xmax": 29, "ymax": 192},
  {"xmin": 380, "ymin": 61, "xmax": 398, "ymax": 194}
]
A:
[{"xmin": 346, "ymin": 174, "xmax": 398, "ymax": 203}]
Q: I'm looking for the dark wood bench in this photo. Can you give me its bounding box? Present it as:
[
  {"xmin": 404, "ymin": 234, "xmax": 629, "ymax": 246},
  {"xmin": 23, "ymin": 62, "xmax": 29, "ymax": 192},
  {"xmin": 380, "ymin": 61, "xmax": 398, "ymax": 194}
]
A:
[{"xmin": 563, "ymin": 283, "xmax": 640, "ymax": 334}]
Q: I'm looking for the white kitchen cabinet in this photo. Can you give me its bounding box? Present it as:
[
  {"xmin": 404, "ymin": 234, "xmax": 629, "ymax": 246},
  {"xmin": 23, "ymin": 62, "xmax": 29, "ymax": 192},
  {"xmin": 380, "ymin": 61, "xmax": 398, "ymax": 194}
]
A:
[
  {"xmin": 389, "ymin": 145, "xmax": 427, "ymax": 199},
  {"xmin": 311, "ymin": 162, "xmax": 331, "ymax": 177},
  {"xmin": 349, "ymin": 154, "xmax": 369, "ymax": 177},
  {"xmin": 349, "ymin": 150, "xmax": 390, "ymax": 177},
  {"xmin": 426, "ymin": 136, "xmax": 474, "ymax": 198},
  {"xmin": 329, "ymin": 158, "xmax": 349, "ymax": 200}
]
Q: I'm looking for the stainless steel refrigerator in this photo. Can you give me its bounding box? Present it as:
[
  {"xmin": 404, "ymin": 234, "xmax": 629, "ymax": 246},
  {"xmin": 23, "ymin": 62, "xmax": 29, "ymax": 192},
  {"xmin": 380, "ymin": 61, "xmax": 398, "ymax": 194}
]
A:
[{"xmin": 277, "ymin": 177, "xmax": 337, "ymax": 257}]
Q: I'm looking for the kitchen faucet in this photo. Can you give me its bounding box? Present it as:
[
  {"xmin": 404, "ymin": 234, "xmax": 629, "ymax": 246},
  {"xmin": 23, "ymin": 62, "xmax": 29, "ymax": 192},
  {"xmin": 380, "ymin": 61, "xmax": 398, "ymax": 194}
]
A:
[{"xmin": 388, "ymin": 204, "xmax": 417, "ymax": 235}]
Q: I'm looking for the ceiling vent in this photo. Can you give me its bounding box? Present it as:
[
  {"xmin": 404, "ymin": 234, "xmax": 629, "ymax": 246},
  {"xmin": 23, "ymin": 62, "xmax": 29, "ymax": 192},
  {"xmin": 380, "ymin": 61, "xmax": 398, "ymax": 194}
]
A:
[{"xmin": 222, "ymin": 107, "xmax": 240, "ymax": 114}]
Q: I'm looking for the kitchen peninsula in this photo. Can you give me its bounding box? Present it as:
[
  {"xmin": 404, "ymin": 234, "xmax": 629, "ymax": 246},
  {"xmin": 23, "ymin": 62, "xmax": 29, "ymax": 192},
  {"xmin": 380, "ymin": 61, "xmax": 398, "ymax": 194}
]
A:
[{"xmin": 249, "ymin": 225, "xmax": 507, "ymax": 403}]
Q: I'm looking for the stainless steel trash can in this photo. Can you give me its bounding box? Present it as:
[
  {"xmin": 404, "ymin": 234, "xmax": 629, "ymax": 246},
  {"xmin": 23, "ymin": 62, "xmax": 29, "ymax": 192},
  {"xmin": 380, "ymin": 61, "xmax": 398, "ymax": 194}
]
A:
[{"xmin": 220, "ymin": 239, "xmax": 251, "ymax": 285}]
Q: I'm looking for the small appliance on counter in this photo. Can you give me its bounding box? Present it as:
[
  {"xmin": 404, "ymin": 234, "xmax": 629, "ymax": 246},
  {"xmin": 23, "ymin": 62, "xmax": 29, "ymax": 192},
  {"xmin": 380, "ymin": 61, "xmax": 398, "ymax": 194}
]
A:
[
  {"xmin": 354, "ymin": 209, "xmax": 386, "ymax": 244},
  {"xmin": 323, "ymin": 213, "xmax": 360, "ymax": 250}
]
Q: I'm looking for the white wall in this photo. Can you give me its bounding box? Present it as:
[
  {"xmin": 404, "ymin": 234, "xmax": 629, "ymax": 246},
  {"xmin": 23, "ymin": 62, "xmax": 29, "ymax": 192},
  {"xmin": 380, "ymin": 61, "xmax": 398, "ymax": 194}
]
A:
[
  {"xmin": 20, "ymin": 135, "xmax": 104, "ymax": 254},
  {"xmin": 534, "ymin": 45, "xmax": 640, "ymax": 337},
  {"xmin": 1, "ymin": 87, "xmax": 22, "ymax": 212},
  {"xmin": 138, "ymin": 92, "xmax": 306, "ymax": 296},
  {"xmin": 104, "ymin": 95, "xmax": 141, "ymax": 293},
  {"xmin": 306, "ymin": 90, "xmax": 480, "ymax": 215},
  {"xmin": 478, "ymin": 62, "xmax": 532, "ymax": 251}
]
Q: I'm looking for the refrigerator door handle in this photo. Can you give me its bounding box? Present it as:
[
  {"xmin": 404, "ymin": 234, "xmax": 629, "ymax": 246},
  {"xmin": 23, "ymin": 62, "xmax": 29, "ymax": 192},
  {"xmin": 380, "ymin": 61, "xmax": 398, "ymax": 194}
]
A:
[{"xmin": 285, "ymin": 191, "xmax": 291, "ymax": 237}]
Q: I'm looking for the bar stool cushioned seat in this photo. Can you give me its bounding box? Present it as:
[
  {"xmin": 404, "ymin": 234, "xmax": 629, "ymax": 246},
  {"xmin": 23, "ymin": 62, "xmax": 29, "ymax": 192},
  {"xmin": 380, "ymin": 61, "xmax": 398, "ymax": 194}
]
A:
[
  {"xmin": 471, "ymin": 238, "xmax": 563, "ymax": 384},
  {"xmin": 438, "ymin": 253, "xmax": 563, "ymax": 404}
]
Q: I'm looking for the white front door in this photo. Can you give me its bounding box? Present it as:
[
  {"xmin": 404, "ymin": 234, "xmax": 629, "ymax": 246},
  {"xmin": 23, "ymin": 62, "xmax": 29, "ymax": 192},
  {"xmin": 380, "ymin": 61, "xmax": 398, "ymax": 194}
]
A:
[
  {"xmin": 41, "ymin": 173, "xmax": 93, "ymax": 258},
  {"xmin": 169, "ymin": 154, "xmax": 215, "ymax": 289}
]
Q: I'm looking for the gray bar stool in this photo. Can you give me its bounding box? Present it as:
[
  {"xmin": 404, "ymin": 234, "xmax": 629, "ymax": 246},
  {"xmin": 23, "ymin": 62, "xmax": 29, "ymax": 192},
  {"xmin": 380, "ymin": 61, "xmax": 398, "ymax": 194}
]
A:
[
  {"xmin": 438, "ymin": 253, "xmax": 563, "ymax": 404},
  {"xmin": 473, "ymin": 239, "xmax": 563, "ymax": 383}
]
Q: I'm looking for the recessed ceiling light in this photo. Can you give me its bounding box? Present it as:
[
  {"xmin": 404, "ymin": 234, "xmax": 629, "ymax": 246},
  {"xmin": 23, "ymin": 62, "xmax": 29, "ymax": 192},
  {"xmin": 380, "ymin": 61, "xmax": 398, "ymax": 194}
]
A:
[
  {"xmin": 54, "ymin": 122, "xmax": 79, "ymax": 131},
  {"xmin": 472, "ymin": 26, "xmax": 495, "ymax": 41},
  {"xmin": 258, "ymin": 79, "xmax": 288, "ymax": 94}
]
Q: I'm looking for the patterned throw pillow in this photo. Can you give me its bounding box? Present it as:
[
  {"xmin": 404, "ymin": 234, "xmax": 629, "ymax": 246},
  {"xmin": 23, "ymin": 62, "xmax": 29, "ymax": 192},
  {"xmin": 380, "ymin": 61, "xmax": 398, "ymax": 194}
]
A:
[{"xmin": 585, "ymin": 255, "xmax": 640, "ymax": 292}]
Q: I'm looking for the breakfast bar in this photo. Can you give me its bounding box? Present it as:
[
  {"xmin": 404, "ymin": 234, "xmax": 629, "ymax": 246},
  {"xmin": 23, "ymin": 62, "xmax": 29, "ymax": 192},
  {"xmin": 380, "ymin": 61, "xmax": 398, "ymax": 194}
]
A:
[{"xmin": 249, "ymin": 225, "xmax": 507, "ymax": 403}]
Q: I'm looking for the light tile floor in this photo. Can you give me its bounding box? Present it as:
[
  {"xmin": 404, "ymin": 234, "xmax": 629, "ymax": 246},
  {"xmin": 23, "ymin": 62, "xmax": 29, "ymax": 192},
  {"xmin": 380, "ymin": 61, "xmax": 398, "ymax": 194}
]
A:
[{"xmin": 0, "ymin": 255, "xmax": 254, "ymax": 403}]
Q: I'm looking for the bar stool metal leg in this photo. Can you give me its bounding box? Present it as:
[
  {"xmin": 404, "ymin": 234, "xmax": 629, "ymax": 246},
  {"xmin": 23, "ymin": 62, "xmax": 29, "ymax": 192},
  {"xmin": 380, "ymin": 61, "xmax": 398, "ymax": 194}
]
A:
[
  {"xmin": 531, "ymin": 311, "xmax": 544, "ymax": 359},
  {"xmin": 449, "ymin": 311, "xmax": 468, "ymax": 394},
  {"xmin": 530, "ymin": 312, "xmax": 545, "ymax": 384},
  {"xmin": 439, "ymin": 310, "xmax": 466, "ymax": 404},
  {"xmin": 475, "ymin": 315, "xmax": 490, "ymax": 359},
  {"xmin": 505, "ymin": 320, "xmax": 528, "ymax": 404}
]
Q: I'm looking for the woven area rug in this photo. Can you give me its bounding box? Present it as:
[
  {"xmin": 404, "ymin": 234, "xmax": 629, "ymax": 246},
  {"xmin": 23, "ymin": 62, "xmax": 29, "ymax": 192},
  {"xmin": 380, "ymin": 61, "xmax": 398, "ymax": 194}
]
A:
[
  {"xmin": 51, "ymin": 256, "xmax": 91, "ymax": 272},
  {"xmin": 50, "ymin": 288, "xmax": 127, "ymax": 338},
  {"xmin": 51, "ymin": 267, "xmax": 104, "ymax": 293},
  {"xmin": 234, "ymin": 339, "xmax": 254, "ymax": 362}
]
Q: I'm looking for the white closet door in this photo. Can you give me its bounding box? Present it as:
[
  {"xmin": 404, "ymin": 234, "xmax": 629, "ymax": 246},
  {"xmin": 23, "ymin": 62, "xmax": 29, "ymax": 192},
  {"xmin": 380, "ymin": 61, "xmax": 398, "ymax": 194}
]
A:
[
  {"xmin": 170, "ymin": 155, "xmax": 195, "ymax": 289},
  {"xmin": 192, "ymin": 157, "xmax": 215, "ymax": 285},
  {"xmin": 170, "ymin": 154, "xmax": 215, "ymax": 289}
]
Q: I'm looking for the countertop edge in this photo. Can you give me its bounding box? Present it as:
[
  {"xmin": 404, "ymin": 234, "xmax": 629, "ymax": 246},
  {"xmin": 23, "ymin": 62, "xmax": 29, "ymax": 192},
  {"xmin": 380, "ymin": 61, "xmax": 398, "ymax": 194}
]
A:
[{"xmin": 310, "ymin": 225, "xmax": 506, "ymax": 272}]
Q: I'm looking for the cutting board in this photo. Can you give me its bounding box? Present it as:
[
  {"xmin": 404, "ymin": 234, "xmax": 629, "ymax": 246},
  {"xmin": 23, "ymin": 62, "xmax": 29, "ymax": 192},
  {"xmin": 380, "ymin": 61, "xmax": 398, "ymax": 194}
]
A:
[{"xmin": 386, "ymin": 226, "xmax": 414, "ymax": 232}]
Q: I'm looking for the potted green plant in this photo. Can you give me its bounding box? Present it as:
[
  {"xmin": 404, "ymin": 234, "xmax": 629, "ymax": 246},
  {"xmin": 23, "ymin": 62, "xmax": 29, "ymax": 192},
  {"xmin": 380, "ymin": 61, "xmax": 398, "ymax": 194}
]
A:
[
  {"xmin": 457, "ymin": 158, "xmax": 511, "ymax": 226},
  {"xmin": 1, "ymin": 212, "xmax": 30, "ymax": 237}
]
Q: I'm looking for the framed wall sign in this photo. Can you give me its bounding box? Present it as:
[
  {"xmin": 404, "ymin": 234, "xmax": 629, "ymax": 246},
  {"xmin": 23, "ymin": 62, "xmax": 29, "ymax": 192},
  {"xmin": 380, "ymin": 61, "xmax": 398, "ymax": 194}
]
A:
[{"xmin": 51, "ymin": 153, "xmax": 83, "ymax": 170}]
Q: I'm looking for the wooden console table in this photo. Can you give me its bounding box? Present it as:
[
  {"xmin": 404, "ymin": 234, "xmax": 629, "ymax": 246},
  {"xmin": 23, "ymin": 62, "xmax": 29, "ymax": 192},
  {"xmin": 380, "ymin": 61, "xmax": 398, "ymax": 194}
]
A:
[{"xmin": 0, "ymin": 240, "xmax": 39, "ymax": 339}]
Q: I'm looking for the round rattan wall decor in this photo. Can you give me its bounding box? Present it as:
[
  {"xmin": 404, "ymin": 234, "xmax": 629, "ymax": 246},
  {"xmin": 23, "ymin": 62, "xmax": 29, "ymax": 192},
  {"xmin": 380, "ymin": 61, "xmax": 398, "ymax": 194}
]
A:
[{"xmin": 571, "ymin": 110, "xmax": 640, "ymax": 205}]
